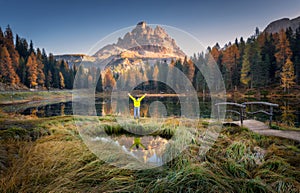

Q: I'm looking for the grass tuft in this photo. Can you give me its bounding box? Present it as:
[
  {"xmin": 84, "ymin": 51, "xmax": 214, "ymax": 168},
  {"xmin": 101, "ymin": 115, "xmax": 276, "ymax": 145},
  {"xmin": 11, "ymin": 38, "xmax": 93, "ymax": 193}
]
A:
[{"xmin": 0, "ymin": 114, "xmax": 299, "ymax": 192}]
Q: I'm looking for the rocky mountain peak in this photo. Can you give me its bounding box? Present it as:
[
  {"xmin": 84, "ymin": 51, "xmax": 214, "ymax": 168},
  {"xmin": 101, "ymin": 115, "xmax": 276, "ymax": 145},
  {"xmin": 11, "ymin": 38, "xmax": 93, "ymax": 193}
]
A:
[
  {"xmin": 264, "ymin": 16, "xmax": 300, "ymax": 34},
  {"xmin": 137, "ymin": 21, "xmax": 147, "ymax": 28},
  {"xmin": 154, "ymin": 26, "xmax": 167, "ymax": 38},
  {"xmin": 94, "ymin": 22, "xmax": 186, "ymax": 61}
]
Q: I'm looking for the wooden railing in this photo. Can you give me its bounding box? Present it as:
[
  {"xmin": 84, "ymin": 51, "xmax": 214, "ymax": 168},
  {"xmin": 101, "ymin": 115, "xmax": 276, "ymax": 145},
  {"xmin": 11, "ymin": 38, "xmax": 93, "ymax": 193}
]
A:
[
  {"xmin": 215, "ymin": 101, "xmax": 279, "ymax": 126},
  {"xmin": 215, "ymin": 102, "xmax": 246, "ymax": 125},
  {"xmin": 242, "ymin": 102, "xmax": 279, "ymax": 126}
]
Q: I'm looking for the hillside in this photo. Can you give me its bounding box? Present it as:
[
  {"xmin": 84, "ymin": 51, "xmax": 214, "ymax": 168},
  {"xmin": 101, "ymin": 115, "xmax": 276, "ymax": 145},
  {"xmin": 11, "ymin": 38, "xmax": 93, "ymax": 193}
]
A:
[{"xmin": 264, "ymin": 16, "xmax": 300, "ymax": 34}]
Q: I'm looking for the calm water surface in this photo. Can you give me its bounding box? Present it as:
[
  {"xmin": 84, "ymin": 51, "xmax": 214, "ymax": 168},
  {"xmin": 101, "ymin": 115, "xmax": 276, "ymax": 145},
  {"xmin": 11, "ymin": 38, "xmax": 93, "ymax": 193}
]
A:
[{"xmin": 2, "ymin": 96, "xmax": 300, "ymax": 127}]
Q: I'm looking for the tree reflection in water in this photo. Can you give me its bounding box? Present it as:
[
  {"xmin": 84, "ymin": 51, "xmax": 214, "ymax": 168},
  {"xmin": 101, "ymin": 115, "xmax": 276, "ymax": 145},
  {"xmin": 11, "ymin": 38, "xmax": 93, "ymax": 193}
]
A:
[{"xmin": 16, "ymin": 97, "xmax": 300, "ymax": 127}]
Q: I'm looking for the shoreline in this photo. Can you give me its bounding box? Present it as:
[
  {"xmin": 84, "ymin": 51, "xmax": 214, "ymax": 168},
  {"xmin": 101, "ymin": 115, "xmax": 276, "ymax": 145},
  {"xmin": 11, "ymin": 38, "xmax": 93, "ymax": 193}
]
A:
[
  {"xmin": 0, "ymin": 90, "xmax": 73, "ymax": 105},
  {"xmin": 1, "ymin": 89, "xmax": 300, "ymax": 106}
]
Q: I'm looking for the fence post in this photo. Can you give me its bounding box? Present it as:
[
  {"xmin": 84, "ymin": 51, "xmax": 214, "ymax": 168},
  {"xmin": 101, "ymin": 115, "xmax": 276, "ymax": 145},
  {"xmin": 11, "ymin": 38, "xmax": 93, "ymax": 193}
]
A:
[
  {"xmin": 217, "ymin": 105, "xmax": 220, "ymax": 121},
  {"xmin": 240, "ymin": 107, "xmax": 244, "ymax": 126},
  {"xmin": 269, "ymin": 106, "xmax": 273, "ymax": 127}
]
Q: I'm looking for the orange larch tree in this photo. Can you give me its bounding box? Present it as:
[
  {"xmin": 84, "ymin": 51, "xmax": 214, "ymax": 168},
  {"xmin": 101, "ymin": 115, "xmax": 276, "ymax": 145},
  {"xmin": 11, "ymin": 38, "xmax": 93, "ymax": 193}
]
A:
[
  {"xmin": 26, "ymin": 52, "xmax": 38, "ymax": 88},
  {"xmin": 275, "ymin": 29, "xmax": 293, "ymax": 79},
  {"xmin": 222, "ymin": 44, "xmax": 240, "ymax": 89},
  {"xmin": 0, "ymin": 46, "xmax": 19, "ymax": 84}
]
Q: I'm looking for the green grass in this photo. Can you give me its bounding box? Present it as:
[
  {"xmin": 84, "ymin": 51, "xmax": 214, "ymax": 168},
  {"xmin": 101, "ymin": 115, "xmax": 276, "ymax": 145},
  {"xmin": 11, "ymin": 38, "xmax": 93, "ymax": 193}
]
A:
[
  {"xmin": 0, "ymin": 90, "xmax": 72, "ymax": 104},
  {"xmin": 270, "ymin": 124, "xmax": 300, "ymax": 131},
  {"xmin": 0, "ymin": 112, "xmax": 299, "ymax": 192}
]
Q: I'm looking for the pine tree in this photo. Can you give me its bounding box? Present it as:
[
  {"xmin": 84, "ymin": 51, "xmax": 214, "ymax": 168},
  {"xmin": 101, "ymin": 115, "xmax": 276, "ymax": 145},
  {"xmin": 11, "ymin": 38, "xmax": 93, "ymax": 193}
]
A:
[
  {"xmin": 239, "ymin": 37, "xmax": 246, "ymax": 56},
  {"xmin": 167, "ymin": 61, "xmax": 175, "ymax": 92},
  {"xmin": 285, "ymin": 27, "xmax": 294, "ymax": 49},
  {"xmin": 59, "ymin": 72, "xmax": 65, "ymax": 89},
  {"xmin": 36, "ymin": 48, "xmax": 45, "ymax": 86},
  {"xmin": 0, "ymin": 46, "xmax": 19, "ymax": 84},
  {"xmin": 262, "ymin": 33, "xmax": 277, "ymax": 82},
  {"xmin": 42, "ymin": 49, "xmax": 49, "ymax": 76},
  {"xmin": 191, "ymin": 53, "xmax": 206, "ymax": 92},
  {"xmin": 255, "ymin": 27, "xmax": 260, "ymax": 37},
  {"xmin": 222, "ymin": 44, "xmax": 240, "ymax": 89},
  {"xmin": 240, "ymin": 44, "xmax": 251, "ymax": 87},
  {"xmin": 26, "ymin": 52, "xmax": 38, "ymax": 88},
  {"xmin": 293, "ymin": 27, "xmax": 300, "ymax": 84},
  {"xmin": 281, "ymin": 101, "xmax": 296, "ymax": 126},
  {"xmin": 275, "ymin": 29, "xmax": 292, "ymax": 79},
  {"xmin": 15, "ymin": 36, "xmax": 29, "ymax": 59},
  {"xmin": 183, "ymin": 56, "xmax": 195, "ymax": 83},
  {"xmin": 262, "ymin": 54, "xmax": 271, "ymax": 86},
  {"xmin": 259, "ymin": 32, "xmax": 274, "ymax": 85},
  {"xmin": 174, "ymin": 59, "xmax": 183, "ymax": 71},
  {"xmin": 4, "ymin": 26, "xmax": 20, "ymax": 82},
  {"xmin": 46, "ymin": 70, "xmax": 52, "ymax": 89},
  {"xmin": 210, "ymin": 46, "xmax": 221, "ymax": 64},
  {"xmin": 295, "ymin": 56, "xmax": 300, "ymax": 84},
  {"xmin": 4, "ymin": 25, "xmax": 14, "ymax": 45},
  {"xmin": 0, "ymin": 27, "xmax": 4, "ymax": 45},
  {"xmin": 193, "ymin": 70, "xmax": 204, "ymax": 92},
  {"xmin": 29, "ymin": 40, "xmax": 35, "ymax": 54},
  {"xmin": 52, "ymin": 68, "xmax": 59, "ymax": 88},
  {"xmin": 15, "ymin": 35, "xmax": 27, "ymax": 83},
  {"xmin": 250, "ymin": 40, "xmax": 264, "ymax": 88},
  {"xmin": 280, "ymin": 58, "xmax": 295, "ymax": 93},
  {"xmin": 59, "ymin": 60, "xmax": 70, "ymax": 88},
  {"xmin": 42, "ymin": 49, "xmax": 48, "ymax": 63},
  {"xmin": 206, "ymin": 50, "xmax": 218, "ymax": 90},
  {"xmin": 19, "ymin": 57, "xmax": 27, "ymax": 84}
]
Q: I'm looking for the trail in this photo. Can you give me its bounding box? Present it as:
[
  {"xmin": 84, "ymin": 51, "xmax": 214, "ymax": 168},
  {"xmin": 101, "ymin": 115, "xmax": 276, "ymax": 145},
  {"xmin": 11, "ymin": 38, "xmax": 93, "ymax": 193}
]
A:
[{"xmin": 225, "ymin": 119, "xmax": 300, "ymax": 142}]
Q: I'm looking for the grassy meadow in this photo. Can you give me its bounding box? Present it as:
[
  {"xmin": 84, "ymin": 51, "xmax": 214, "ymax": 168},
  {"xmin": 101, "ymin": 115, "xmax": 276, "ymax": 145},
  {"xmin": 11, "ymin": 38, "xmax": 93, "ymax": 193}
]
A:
[{"xmin": 0, "ymin": 110, "xmax": 299, "ymax": 193}]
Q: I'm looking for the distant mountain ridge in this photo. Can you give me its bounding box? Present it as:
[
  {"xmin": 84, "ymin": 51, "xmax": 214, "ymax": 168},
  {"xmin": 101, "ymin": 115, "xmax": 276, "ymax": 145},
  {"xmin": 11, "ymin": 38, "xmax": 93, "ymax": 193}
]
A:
[
  {"xmin": 93, "ymin": 21, "xmax": 186, "ymax": 66},
  {"xmin": 264, "ymin": 16, "xmax": 300, "ymax": 34},
  {"xmin": 54, "ymin": 22, "xmax": 186, "ymax": 68},
  {"xmin": 94, "ymin": 21, "xmax": 186, "ymax": 61},
  {"xmin": 55, "ymin": 17, "xmax": 300, "ymax": 67}
]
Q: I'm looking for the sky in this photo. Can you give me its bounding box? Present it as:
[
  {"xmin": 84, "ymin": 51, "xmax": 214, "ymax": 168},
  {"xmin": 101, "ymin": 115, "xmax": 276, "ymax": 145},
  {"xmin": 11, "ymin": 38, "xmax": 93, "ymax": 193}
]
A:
[{"xmin": 0, "ymin": 0, "xmax": 300, "ymax": 56}]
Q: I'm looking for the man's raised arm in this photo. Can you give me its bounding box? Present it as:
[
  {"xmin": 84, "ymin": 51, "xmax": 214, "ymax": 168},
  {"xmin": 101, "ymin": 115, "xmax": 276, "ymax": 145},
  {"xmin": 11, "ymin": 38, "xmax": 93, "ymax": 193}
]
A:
[
  {"xmin": 128, "ymin": 93, "xmax": 135, "ymax": 100},
  {"xmin": 139, "ymin": 93, "xmax": 147, "ymax": 101}
]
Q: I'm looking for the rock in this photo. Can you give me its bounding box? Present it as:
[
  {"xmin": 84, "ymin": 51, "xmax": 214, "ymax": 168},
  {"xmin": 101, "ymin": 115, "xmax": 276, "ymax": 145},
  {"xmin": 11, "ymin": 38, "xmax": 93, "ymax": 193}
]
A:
[
  {"xmin": 137, "ymin": 21, "xmax": 147, "ymax": 28},
  {"xmin": 93, "ymin": 21, "xmax": 186, "ymax": 61},
  {"xmin": 264, "ymin": 16, "xmax": 300, "ymax": 34}
]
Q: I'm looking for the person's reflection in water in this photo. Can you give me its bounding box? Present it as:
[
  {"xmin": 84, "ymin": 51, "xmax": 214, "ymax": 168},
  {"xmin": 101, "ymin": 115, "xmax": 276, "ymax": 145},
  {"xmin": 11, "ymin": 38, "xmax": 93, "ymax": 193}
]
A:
[{"xmin": 130, "ymin": 137, "xmax": 147, "ymax": 150}]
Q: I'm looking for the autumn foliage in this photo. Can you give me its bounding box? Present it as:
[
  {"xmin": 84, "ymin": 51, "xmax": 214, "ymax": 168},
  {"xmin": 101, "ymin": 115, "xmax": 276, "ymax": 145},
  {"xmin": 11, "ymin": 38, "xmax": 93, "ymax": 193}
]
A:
[{"xmin": 0, "ymin": 25, "xmax": 299, "ymax": 93}]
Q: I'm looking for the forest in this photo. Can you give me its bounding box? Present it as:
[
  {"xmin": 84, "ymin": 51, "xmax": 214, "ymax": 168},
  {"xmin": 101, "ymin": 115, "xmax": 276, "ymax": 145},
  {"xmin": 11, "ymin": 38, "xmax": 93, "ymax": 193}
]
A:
[{"xmin": 1, "ymin": 25, "xmax": 300, "ymax": 94}]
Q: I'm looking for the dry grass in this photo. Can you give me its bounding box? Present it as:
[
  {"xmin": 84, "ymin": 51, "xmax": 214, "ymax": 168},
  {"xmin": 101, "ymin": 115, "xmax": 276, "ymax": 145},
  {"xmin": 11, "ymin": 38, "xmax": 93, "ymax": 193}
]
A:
[{"xmin": 0, "ymin": 113, "xmax": 299, "ymax": 192}]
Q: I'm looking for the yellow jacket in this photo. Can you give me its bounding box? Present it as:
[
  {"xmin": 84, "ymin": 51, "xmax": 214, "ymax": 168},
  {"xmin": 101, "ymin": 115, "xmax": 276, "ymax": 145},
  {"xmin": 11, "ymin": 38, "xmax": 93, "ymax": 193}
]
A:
[
  {"xmin": 128, "ymin": 93, "xmax": 146, "ymax": 107},
  {"xmin": 130, "ymin": 137, "xmax": 146, "ymax": 150}
]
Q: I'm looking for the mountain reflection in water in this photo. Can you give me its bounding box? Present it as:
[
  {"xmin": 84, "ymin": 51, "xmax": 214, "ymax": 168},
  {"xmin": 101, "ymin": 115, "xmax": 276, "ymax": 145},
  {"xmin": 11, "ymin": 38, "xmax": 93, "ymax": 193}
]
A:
[{"xmin": 91, "ymin": 135, "xmax": 168, "ymax": 165}]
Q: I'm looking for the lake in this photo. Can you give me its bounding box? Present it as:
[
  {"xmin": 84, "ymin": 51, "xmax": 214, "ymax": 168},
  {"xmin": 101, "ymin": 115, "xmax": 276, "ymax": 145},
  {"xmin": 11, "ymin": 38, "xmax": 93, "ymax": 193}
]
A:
[
  {"xmin": 3, "ymin": 96, "xmax": 300, "ymax": 127},
  {"xmin": 2, "ymin": 95, "xmax": 299, "ymax": 167}
]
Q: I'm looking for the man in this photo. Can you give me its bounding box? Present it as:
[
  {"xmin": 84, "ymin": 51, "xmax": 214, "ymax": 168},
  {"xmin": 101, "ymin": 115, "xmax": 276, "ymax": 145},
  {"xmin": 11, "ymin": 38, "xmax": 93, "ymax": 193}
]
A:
[{"xmin": 128, "ymin": 93, "xmax": 147, "ymax": 119}]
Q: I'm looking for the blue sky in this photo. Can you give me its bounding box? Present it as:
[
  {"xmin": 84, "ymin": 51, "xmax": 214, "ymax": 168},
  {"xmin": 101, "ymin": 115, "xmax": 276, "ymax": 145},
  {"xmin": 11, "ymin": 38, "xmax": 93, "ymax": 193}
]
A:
[{"xmin": 0, "ymin": 0, "xmax": 299, "ymax": 56}]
